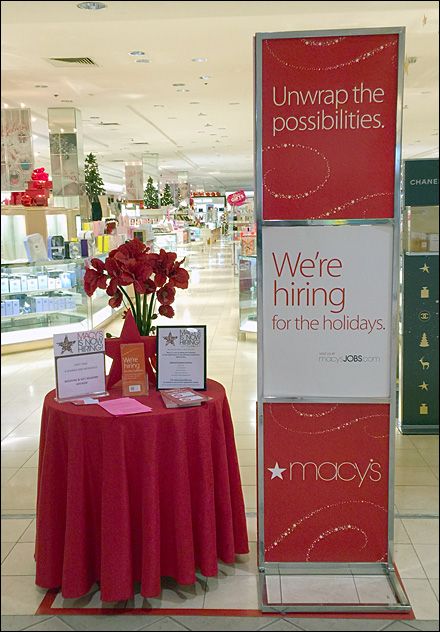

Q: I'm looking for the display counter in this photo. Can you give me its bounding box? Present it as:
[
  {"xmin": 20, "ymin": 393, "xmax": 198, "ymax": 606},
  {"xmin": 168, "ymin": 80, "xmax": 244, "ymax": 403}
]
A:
[
  {"xmin": 1, "ymin": 257, "xmax": 119, "ymax": 353},
  {"xmin": 238, "ymin": 255, "xmax": 257, "ymax": 338}
]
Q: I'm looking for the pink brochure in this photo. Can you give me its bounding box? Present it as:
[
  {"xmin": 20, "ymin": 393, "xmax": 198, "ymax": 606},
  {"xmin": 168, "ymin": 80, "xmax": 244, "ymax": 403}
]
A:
[{"xmin": 99, "ymin": 397, "xmax": 152, "ymax": 416}]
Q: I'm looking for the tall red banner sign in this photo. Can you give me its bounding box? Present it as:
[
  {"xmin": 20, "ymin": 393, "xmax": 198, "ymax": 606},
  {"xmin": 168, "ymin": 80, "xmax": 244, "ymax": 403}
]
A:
[
  {"xmin": 259, "ymin": 32, "xmax": 400, "ymax": 566},
  {"xmin": 262, "ymin": 34, "xmax": 398, "ymax": 220}
]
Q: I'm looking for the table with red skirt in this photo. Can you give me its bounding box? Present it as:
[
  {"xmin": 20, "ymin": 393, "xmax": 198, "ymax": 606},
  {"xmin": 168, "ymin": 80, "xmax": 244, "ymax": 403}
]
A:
[{"xmin": 35, "ymin": 379, "xmax": 249, "ymax": 601}]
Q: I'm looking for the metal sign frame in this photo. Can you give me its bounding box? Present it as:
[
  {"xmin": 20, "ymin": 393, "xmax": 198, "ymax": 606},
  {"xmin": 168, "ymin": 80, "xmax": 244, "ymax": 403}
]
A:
[{"xmin": 255, "ymin": 27, "xmax": 411, "ymax": 613}]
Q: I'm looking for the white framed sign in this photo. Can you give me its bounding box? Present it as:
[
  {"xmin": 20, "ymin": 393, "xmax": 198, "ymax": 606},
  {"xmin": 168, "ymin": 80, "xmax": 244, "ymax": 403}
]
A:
[
  {"xmin": 156, "ymin": 326, "xmax": 207, "ymax": 390},
  {"xmin": 53, "ymin": 330, "xmax": 107, "ymax": 402},
  {"xmin": 262, "ymin": 224, "xmax": 394, "ymax": 398}
]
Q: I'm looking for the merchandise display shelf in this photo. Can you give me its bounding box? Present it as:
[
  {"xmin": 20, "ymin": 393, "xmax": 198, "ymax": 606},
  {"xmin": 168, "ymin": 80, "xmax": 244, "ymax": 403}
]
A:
[
  {"xmin": 238, "ymin": 255, "xmax": 257, "ymax": 338},
  {"xmin": 1, "ymin": 256, "xmax": 120, "ymax": 353}
]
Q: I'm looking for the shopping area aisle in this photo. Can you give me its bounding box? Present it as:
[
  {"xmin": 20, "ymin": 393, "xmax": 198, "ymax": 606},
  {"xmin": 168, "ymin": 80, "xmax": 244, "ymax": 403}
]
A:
[{"xmin": 1, "ymin": 241, "xmax": 438, "ymax": 629}]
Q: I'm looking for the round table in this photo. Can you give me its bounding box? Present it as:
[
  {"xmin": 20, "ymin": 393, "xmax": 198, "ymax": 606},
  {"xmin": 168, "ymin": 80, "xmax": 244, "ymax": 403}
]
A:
[{"xmin": 35, "ymin": 380, "xmax": 249, "ymax": 601}]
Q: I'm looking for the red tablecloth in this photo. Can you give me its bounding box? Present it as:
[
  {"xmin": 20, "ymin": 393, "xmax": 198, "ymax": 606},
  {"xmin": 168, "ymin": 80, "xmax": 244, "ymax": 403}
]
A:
[{"xmin": 35, "ymin": 380, "xmax": 249, "ymax": 601}]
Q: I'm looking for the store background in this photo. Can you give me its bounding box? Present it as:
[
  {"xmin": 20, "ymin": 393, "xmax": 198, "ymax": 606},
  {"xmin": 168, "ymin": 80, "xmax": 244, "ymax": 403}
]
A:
[{"xmin": 1, "ymin": 1, "xmax": 439, "ymax": 629}]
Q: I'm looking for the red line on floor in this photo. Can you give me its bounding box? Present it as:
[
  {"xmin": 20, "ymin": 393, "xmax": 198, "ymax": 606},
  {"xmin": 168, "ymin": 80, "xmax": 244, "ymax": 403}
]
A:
[{"xmin": 35, "ymin": 590, "xmax": 414, "ymax": 619}]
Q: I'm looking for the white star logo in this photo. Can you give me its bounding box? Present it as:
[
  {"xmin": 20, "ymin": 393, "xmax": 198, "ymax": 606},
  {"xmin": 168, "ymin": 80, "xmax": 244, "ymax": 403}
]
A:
[{"xmin": 268, "ymin": 462, "xmax": 286, "ymax": 480}]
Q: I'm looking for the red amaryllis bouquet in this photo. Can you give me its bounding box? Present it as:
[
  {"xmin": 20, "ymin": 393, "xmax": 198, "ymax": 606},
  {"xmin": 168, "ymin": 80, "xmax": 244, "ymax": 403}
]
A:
[{"xmin": 84, "ymin": 238, "xmax": 189, "ymax": 335}]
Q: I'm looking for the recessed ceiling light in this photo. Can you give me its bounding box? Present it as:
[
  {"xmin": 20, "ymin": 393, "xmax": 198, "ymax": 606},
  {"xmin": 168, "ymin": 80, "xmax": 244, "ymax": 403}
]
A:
[
  {"xmin": 31, "ymin": 116, "xmax": 37, "ymax": 122},
  {"xmin": 61, "ymin": 99, "xmax": 73, "ymax": 103},
  {"xmin": 199, "ymin": 75, "xmax": 212, "ymax": 81},
  {"xmin": 192, "ymin": 57, "xmax": 208, "ymax": 62},
  {"xmin": 77, "ymin": 1, "xmax": 107, "ymax": 9},
  {"xmin": 229, "ymin": 102, "xmax": 240, "ymax": 105},
  {"xmin": 168, "ymin": 117, "xmax": 177, "ymax": 120},
  {"xmin": 172, "ymin": 83, "xmax": 185, "ymax": 87},
  {"xmin": 135, "ymin": 59, "xmax": 150, "ymax": 64},
  {"xmin": 204, "ymin": 123, "xmax": 213, "ymax": 127},
  {"xmin": 90, "ymin": 115, "xmax": 100, "ymax": 119},
  {"xmin": 198, "ymin": 113, "xmax": 207, "ymax": 116},
  {"xmin": 189, "ymin": 101, "xmax": 200, "ymax": 105},
  {"xmin": 129, "ymin": 51, "xmax": 146, "ymax": 57},
  {"xmin": 176, "ymin": 88, "xmax": 190, "ymax": 93},
  {"xmin": 35, "ymin": 84, "xmax": 48, "ymax": 88},
  {"xmin": 154, "ymin": 104, "xmax": 164, "ymax": 108}
]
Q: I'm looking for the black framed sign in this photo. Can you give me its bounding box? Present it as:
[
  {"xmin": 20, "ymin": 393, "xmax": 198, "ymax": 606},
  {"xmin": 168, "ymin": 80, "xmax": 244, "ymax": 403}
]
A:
[{"xmin": 156, "ymin": 326, "xmax": 207, "ymax": 390}]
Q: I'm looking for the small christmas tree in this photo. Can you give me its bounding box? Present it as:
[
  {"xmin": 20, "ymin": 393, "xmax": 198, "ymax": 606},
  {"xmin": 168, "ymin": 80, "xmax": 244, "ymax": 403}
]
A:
[
  {"xmin": 144, "ymin": 176, "xmax": 159, "ymax": 209},
  {"xmin": 84, "ymin": 153, "xmax": 106, "ymax": 220},
  {"xmin": 160, "ymin": 182, "xmax": 174, "ymax": 206},
  {"xmin": 84, "ymin": 153, "xmax": 105, "ymax": 203},
  {"xmin": 419, "ymin": 332, "xmax": 430, "ymax": 348}
]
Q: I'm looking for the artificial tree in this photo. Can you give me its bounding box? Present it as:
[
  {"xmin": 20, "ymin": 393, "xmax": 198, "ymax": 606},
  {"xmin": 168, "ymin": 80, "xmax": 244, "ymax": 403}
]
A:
[
  {"xmin": 144, "ymin": 176, "xmax": 160, "ymax": 209},
  {"xmin": 160, "ymin": 182, "xmax": 174, "ymax": 206},
  {"xmin": 84, "ymin": 152, "xmax": 106, "ymax": 220}
]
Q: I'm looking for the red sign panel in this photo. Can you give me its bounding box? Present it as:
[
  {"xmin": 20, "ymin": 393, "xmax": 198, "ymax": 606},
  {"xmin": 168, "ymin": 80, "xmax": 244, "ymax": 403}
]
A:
[
  {"xmin": 262, "ymin": 34, "xmax": 399, "ymax": 220},
  {"xmin": 264, "ymin": 403, "xmax": 390, "ymax": 563},
  {"xmin": 227, "ymin": 190, "xmax": 247, "ymax": 206}
]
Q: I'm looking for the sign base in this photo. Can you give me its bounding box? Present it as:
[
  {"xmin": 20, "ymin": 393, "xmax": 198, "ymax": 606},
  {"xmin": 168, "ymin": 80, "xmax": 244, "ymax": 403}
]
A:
[{"xmin": 259, "ymin": 563, "xmax": 411, "ymax": 613}]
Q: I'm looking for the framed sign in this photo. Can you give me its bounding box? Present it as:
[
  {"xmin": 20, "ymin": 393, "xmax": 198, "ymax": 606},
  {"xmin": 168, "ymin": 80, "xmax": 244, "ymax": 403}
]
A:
[
  {"xmin": 53, "ymin": 330, "xmax": 107, "ymax": 402},
  {"xmin": 156, "ymin": 326, "xmax": 207, "ymax": 390}
]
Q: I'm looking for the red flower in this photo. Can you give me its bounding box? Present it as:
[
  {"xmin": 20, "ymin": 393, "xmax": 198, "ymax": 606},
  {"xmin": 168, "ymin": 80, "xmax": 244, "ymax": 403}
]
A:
[
  {"xmin": 158, "ymin": 304, "xmax": 175, "ymax": 318},
  {"xmin": 84, "ymin": 259, "xmax": 108, "ymax": 296},
  {"xmin": 168, "ymin": 261, "xmax": 190, "ymax": 289},
  {"xmin": 157, "ymin": 283, "xmax": 176, "ymax": 306},
  {"xmin": 108, "ymin": 290, "xmax": 123, "ymax": 308},
  {"xmin": 151, "ymin": 249, "xmax": 178, "ymax": 287}
]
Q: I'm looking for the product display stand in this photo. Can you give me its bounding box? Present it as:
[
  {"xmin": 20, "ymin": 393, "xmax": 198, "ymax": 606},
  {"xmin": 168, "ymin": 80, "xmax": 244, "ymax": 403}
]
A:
[{"xmin": 255, "ymin": 27, "xmax": 411, "ymax": 614}]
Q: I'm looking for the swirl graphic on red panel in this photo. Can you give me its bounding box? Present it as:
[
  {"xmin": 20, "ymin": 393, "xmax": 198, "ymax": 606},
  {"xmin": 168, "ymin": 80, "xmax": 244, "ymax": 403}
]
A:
[{"xmin": 263, "ymin": 143, "xmax": 331, "ymax": 201}]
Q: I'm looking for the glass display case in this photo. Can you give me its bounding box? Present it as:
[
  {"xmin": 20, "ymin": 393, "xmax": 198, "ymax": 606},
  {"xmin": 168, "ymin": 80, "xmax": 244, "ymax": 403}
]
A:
[
  {"xmin": 1, "ymin": 257, "xmax": 117, "ymax": 351},
  {"xmin": 238, "ymin": 255, "xmax": 257, "ymax": 338}
]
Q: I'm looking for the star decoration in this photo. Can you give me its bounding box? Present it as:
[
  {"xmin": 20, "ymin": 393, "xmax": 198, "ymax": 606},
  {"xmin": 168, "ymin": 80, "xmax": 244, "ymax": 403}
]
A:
[
  {"xmin": 268, "ymin": 462, "xmax": 286, "ymax": 480},
  {"xmin": 420, "ymin": 263, "xmax": 430, "ymax": 274},
  {"xmin": 419, "ymin": 382, "xmax": 429, "ymax": 391},
  {"xmin": 57, "ymin": 335, "xmax": 75, "ymax": 354},
  {"xmin": 105, "ymin": 310, "xmax": 157, "ymax": 389},
  {"xmin": 163, "ymin": 332, "xmax": 178, "ymax": 346}
]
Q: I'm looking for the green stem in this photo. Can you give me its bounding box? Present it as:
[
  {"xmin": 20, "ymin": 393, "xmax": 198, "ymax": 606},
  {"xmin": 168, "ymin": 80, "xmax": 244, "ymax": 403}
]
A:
[
  {"xmin": 142, "ymin": 293, "xmax": 148, "ymax": 336},
  {"xmin": 146, "ymin": 294, "xmax": 156, "ymax": 336},
  {"xmin": 135, "ymin": 291, "xmax": 142, "ymax": 332},
  {"xmin": 119, "ymin": 286, "xmax": 136, "ymax": 318}
]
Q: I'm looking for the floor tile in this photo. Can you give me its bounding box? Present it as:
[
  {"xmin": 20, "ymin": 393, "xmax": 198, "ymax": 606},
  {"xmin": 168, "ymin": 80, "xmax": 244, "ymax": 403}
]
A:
[
  {"xmin": 246, "ymin": 515, "xmax": 257, "ymax": 543},
  {"xmin": 1, "ymin": 543, "xmax": 36, "ymax": 576},
  {"xmin": 0, "ymin": 616, "xmax": 53, "ymax": 631},
  {"xmin": 402, "ymin": 519, "xmax": 439, "ymax": 546},
  {"xmin": 21, "ymin": 617, "xmax": 73, "ymax": 631},
  {"xmin": 429, "ymin": 579, "xmax": 439, "ymax": 599},
  {"xmin": 237, "ymin": 450, "xmax": 256, "ymax": 467},
  {"xmin": 1, "ymin": 468, "xmax": 38, "ymax": 513},
  {"xmin": 52, "ymin": 586, "xmax": 125, "ymax": 609},
  {"xmin": 395, "ymin": 486, "xmax": 439, "ymax": 514},
  {"xmin": 138, "ymin": 618, "xmax": 188, "ymax": 631},
  {"xmin": 395, "ymin": 544, "xmax": 427, "ymax": 579},
  {"xmin": 58, "ymin": 614, "xmax": 164, "ymax": 631},
  {"xmin": 240, "ymin": 466, "xmax": 257, "ymax": 486},
  {"xmin": 1, "ymin": 543, "xmax": 15, "ymax": 563},
  {"xmin": 129, "ymin": 578, "xmax": 206, "ymax": 609},
  {"xmin": 217, "ymin": 543, "xmax": 257, "ymax": 577},
  {"xmin": 401, "ymin": 578, "xmax": 439, "ymax": 620},
  {"xmin": 1, "ymin": 437, "xmax": 40, "ymax": 452},
  {"xmin": 204, "ymin": 575, "xmax": 259, "ymax": 609},
  {"xmin": 394, "ymin": 518, "xmax": 411, "ymax": 544},
  {"xmin": 258, "ymin": 621, "xmax": 300, "ymax": 631},
  {"xmin": 420, "ymin": 450, "xmax": 440, "ymax": 468},
  {"xmin": 414, "ymin": 545, "xmax": 440, "ymax": 579},
  {"xmin": 177, "ymin": 616, "xmax": 270, "ymax": 631},
  {"xmin": 280, "ymin": 575, "xmax": 358, "ymax": 604},
  {"xmin": 266, "ymin": 575, "xmax": 282, "ymax": 603},
  {"xmin": 395, "ymin": 450, "xmax": 430, "ymax": 468},
  {"xmin": 394, "ymin": 467, "xmax": 439, "ymax": 486},
  {"xmin": 1, "ymin": 520, "xmax": 32, "ymax": 543},
  {"xmin": 242, "ymin": 486, "xmax": 256, "ymax": 512},
  {"xmin": 0, "ymin": 452, "xmax": 35, "ymax": 469},
  {"xmin": 19, "ymin": 520, "xmax": 36, "ymax": 544},
  {"xmin": 353, "ymin": 576, "xmax": 396, "ymax": 604},
  {"xmin": 0, "ymin": 576, "xmax": 46, "ymax": 615},
  {"xmin": 1, "ymin": 469, "xmax": 19, "ymax": 486}
]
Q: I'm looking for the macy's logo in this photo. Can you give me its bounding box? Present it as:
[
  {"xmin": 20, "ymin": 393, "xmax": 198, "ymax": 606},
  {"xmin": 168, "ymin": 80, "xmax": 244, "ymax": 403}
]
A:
[{"xmin": 268, "ymin": 459, "xmax": 382, "ymax": 488}]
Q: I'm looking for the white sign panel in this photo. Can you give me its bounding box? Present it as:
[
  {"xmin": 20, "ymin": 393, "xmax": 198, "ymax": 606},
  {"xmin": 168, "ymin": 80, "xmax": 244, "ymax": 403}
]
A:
[
  {"xmin": 157, "ymin": 326, "xmax": 206, "ymax": 390},
  {"xmin": 263, "ymin": 225, "xmax": 393, "ymax": 398},
  {"xmin": 53, "ymin": 330, "xmax": 107, "ymax": 402}
]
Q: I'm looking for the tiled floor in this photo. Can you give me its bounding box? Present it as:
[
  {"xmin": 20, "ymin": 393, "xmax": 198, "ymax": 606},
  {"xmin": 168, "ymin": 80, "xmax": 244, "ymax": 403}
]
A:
[{"xmin": 1, "ymin": 240, "xmax": 439, "ymax": 630}]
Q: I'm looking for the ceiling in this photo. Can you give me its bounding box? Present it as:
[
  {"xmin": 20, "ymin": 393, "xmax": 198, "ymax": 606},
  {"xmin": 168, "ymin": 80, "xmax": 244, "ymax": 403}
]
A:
[{"xmin": 1, "ymin": 1, "xmax": 439, "ymax": 192}]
